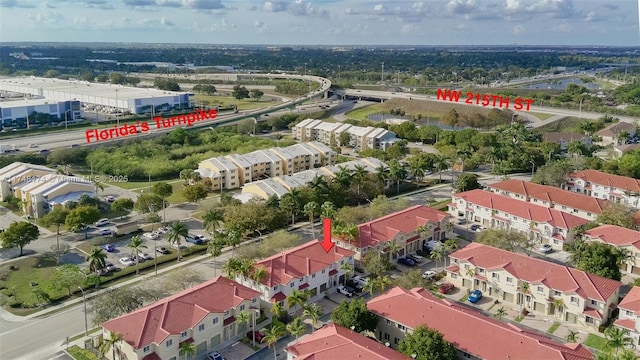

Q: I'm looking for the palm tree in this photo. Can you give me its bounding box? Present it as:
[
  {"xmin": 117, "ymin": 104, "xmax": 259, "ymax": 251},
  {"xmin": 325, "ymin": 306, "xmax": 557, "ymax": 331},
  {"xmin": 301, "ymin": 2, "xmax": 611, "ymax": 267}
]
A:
[
  {"xmin": 286, "ymin": 317, "xmax": 306, "ymax": 339},
  {"xmin": 280, "ymin": 188, "xmax": 302, "ymax": 225},
  {"xmin": 237, "ymin": 311, "xmax": 250, "ymax": 331},
  {"xmin": 605, "ymin": 326, "xmax": 633, "ymax": 356},
  {"xmin": 222, "ymin": 227, "xmax": 242, "ymax": 256},
  {"xmin": 443, "ymin": 238, "xmax": 459, "ymax": 267},
  {"xmin": 363, "ymin": 279, "xmax": 376, "ymax": 295},
  {"xmin": 434, "ymin": 154, "xmax": 449, "ymax": 182},
  {"xmin": 375, "ymin": 164, "xmax": 390, "ymax": 186},
  {"xmin": 303, "ymin": 202, "xmax": 319, "ymax": 238},
  {"xmin": 203, "ymin": 209, "xmax": 224, "ymax": 239},
  {"xmin": 168, "ymin": 221, "xmax": 188, "ymax": 261},
  {"xmin": 179, "ymin": 341, "xmax": 196, "ymax": 360},
  {"xmin": 457, "ymin": 146, "xmax": 474, "ymax": 173},
  {"xmin": 262, "ymin": 322, "xmax": 286, "ymax": 360},
  {"xmin": 302, "ymin": 303, "xmax": 322, "ymax": 330},
  {"xmin": 408, "ymin": 157, "xmax": 427, "ymax": 184},
  {"xmin": 99, "ymin": 332, "xmax": 123, "ymax": 360},
  {"xmin": 224, "ymin": 258, "xmax": 242, "ymax": 278},
  {"xmin": 566, "ymin": 330, "xmax": 579, "ymax": 343},
  {"xmin": 340, "ymin": 262, "xmax": 354, "ymax": 286},
  {"xmin": 494, "ymin": 307, "xmax": 507, "ymax": 320},
  {"xmin": 429, "ymin": 246, "xmax": 446, "ymax": 272},
  {"xmin": 93, "ymin": 179, "xmax": 104, "ymax": 195},
  {"xmin": 553, "ymin": 298, "xmax": 565, "ymax": 319},
  {"xmin": 333, "ymin": 166, "xmax": 353, "ymax": 188},
  {"xmin": 520, "ymin": 282, "xmax": 530, "ymax": 313},
  {"xmin": 309, "ymin": 176, "xmax": 329, "ymax": 194},
  {"xmin": 207, "ymin": 239, "xmax": 224, "ymax": 276},
  {"xmin": 320, "ymin": 201, "xmax": 336, "ymax": 219},
  {"xmin": 251, "ymin": 266, "xmax": 268, "ymax": 285},
  {"xmin": 238, "ymin": 259, "xmax": 255, "ymax": 278},
  {"xmin": 126, "ymin": 235, "xmax": 147, "ymax": 275},
  {"xmin": 567, "ymin": 238, "xmax": 586, "ymax": 266},
  {"xmin": 271, "ymin": 301, "xmax": 284, "ymax": 321},
  {"xmin": 286, "ymin": 289, "xmax": 308, "ymax": 318},
  {"xmin": 86, "ymin": 247, "xmax": 107, "ymax": 275},
  {"xmin": 333, "ymin": 222, "xmax": 358, "ymax": 243},
  {"xmin": 387, "ymin": 239, "xmax": 402, "ymax": 260},
  {"xmin": 373, "ymin": 275, "xmax": 392, "ymax": 293},
  {"xmin": 486, "ymin": 146, "xmax": 504, "ymax": 173},
  {"xmin": 352, "ymin": 164, "xmax": 368, "ymax": 198},
  {"xmin": 388, "ymin": 160, "xmax": 407, "ymax": 194},
  {"xmin": 618, "ymin": 349, "xmax": 640, "ymax": 360}
]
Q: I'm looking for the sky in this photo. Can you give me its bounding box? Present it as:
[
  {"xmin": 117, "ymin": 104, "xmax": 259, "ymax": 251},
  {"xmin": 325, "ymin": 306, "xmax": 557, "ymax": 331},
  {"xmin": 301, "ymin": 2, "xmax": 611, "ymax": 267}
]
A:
[{"xmin": 0, "ymin": 0, "xmax": 639, "ymax": 46}]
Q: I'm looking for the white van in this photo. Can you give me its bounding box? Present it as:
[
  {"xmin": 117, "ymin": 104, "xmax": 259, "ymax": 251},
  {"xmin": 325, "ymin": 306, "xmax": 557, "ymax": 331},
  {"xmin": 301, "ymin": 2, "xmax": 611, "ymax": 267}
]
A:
[{"xmin": 95, "ymin": 218, "xmax": 110, "ymax": 227}]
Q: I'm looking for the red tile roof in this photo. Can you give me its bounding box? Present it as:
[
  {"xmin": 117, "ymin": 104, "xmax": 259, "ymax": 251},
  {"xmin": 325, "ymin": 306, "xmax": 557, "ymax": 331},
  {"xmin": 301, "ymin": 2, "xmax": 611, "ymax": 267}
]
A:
[
  {"xmin": 367, "ymin": 287, "xmax": 593, "ymax": 360},
  {"xmin": 614, "ymin": 318, "xmax": 636, "ymax": 331},
  {"xmin": 583, "ymin": 308, "xmax": 603, "ymax": 320},
  {"xmin": 453, "ymin": 190, "xmax": 590, "ymax": 229},
  {"xmin": 270, "ymin": 292, "xmax": 286, "ymax": 303},
  {"xmin": 450, "ymin": 243, "xmax": 621, "ymax": 302},
  {"xmin": 567, "ymin": 169, "xmax": 640, "ymax": 193},
  {"xmin": 101, "ymin": 276, "xmax": 260, "ymax": 349},
  {"xmin": 618, "ymin": 286, "xmax": 640, "ymax": 315},
  {"xmin": 223, "ymin": 316, "xmax": 236, "ymax": 326},
  {"xmin": 142, "ymin": 353, "xmax": 161, "ymax": 360},
  {"xmin": 328, "ymin": 269, "xmax": 338, "ymax": 276},
  {"xmin": 584, "ymin": 225, "xmax": 640, "ymax": 249},
  {"xmin": 284, "ymin": 323, "xmax": 411, "ymax": 360},
  {"xmin": 594, "ymin": 122, "xmax": 637, "ymax": 137},
  {"xmin": 356, "ymin": 205, "xmax": 449, "ymax": 248},
  {"xmin": 488, "ymin": 179, "xmax": 610, "ymax": 215},
  {"xmin": 254, "ymin": 241, "xmax": 354, "ymax": 287}
]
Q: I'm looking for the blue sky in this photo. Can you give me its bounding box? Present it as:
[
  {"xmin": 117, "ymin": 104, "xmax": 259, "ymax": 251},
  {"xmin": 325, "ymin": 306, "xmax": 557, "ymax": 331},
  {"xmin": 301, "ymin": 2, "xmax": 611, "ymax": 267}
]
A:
[{"xmin": 0, "ymin": 0, "xmax": 638, "ymax": 46}]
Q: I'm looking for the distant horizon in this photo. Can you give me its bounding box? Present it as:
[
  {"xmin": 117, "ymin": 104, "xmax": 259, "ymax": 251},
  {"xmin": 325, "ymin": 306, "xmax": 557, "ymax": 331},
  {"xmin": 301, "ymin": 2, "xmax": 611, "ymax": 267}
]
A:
[{"xmin": 1, "ymin": 0, "xmax": 637, "ymax": 46}]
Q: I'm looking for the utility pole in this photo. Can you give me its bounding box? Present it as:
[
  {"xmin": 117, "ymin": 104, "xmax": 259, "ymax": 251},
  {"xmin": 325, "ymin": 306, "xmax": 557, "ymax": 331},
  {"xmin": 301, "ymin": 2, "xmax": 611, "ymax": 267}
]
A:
[{"xmin": 381, "ymin": 62, "xmax": 384, "ymax": 84}]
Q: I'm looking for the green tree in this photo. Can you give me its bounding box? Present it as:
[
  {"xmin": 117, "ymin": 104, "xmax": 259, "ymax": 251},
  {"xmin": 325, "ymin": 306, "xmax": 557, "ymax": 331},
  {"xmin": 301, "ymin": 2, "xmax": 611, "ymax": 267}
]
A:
[
  {"xmin": 280, "ymin": 189, "xmax": 302, "ymax": 225},
  {"xmin": 330, "ymin": 298, "xmax": 379, "ymax": 332},
  {"xmin": 262, "ymin": 322, "xmax": 286, "ymax": 360},
  {"xmin": 207, "ymin": 239, "xmax": 225, "ymax": 277},
  {"xmin": 531, "ymin": 161, "xmax": 572, "ymax": 187},
  {"xmin": 476, "ymin": 229, "xmax": 534, "ymax": 254},
  {"xmin": 605, "ymin": 326, "xmax": 633, "ymax": 356},
  {"xmin": 41, "ymin": 208, "xmax": 69, "ymax": 262},
  {"xmin": 152, "ymin": 182, "xmax": 173, "ymax": 225},
  {"xmin": 339, "ymin": 132, "xmax": 352, "ymax": 147},
  {"xmin": 303, "ymin": 201, "xmax": 319, "ymax": 237},
  {"xmin": 183, "ymin": 184, "xmax": 207, "ymax": 203},
  {"xmin": 99, "ymin": 332, "xmax": 124, "ymax": 360},
  {"xmin": 92, "ymin": 287, "xmax": 145, "ymax": 325},
  {"xmin": 398, "ymin": 325, "xmax": 456, "ymax": 360},
  {"xmin": 574, "ymin": 242, "xmax": 622, "ymax": 281},
  {"xmin": 596, "ymin": 203, "xmax": 637, "ymax": 229},
  {"xmin": 0, "ymin": 221, "xmax": 40, "ymax": 256},
  {"xmin": 320, "ymin": 201, "xmax": 336, "ymax": 219},
  {"xmin": 340, "ymin": 262, "xmax": 354, "ymax": 286},
  {"xmin": 224, "ymin": 257, "xmax": 242, "ymax": 278},
  {"xmin": 286, "ymin": 317, "xmax": 306, "ymax": 339},
  {"xmin": 179, "ymin": 341, "xmax": 196, "ymax": 359},
  {"xmin": 50, "ymin": 264, "xmax": 84, "ymax": 296},
  {"xmin": 566, "ymin": 330, "xmax": 579, "ymax": 343},
  {"xmin": 126, "ymin": 236, "xmax": 147, "ymax": 275},
  {"xmin": 65, "ymin": 206, "xmax": 101, "ymax": 239},
  {"xmin": 167, "ymin": 221, "xmax": 188, "ymax": 261},
  {"xmin": 250, "ymin": 89, "xmax": 264, "ymax": 101},
  {"xmin": 434, "ymin": 155, "xmax": 449, "ymax": 182},
  {"xmin": 203, "ymin": 209, "xmax": 224, "ymax": 238},
  {"xmin": 237, "ymin": 311, "xmax": 250, "ymax": 331},
  {"xmin": 134, "ymin": 194, "xmax": 164, "ymax": 214},
  {"xmin": 494, "ymin": 307, "xmax": 507, "ymax": 320},
  {"xmin": 388, "ymin": 160, "xmax": 407, "ymax": 194},
  {"xmin": 455, "ymin": 173, "xmax": 481, "ymax": 193},
  {"xmin": 271, "ymin": 301, "xmax": 284, "ymax": 321},
  {"xmin": 111, "ymin": 198, "xmax": 134, "ymax": 220},
  {"xmin": 302, "ymin": 303, "xmax": 322, "ymax": 330},
  {"xmin": 86, "ymin": 247, "xmax": 108, "ymax": 274},
  {"xmin": 286, "ymin": 289, "xmax": 309, "ymax": 318},
  {"xmin": 362, "ymin": 251, "xmax": 392, "ymax": 278},
  {"xmin": 232, "ymin": 85, "xmax": 250, "ymax": 99}
]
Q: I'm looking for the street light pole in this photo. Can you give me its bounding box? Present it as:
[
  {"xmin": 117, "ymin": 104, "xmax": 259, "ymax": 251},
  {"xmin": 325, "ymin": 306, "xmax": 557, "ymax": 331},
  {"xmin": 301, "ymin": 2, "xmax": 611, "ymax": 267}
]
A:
[
  {"xmin": 64, "ymin": 109, "xmax": 71, "ymax": 131},
  {"xmin": 530, "ymin": 160, "xmax": 536, "ymax": 177},
  {"xmin": 255, "ymin": 229, "xmax": 262, "ymax": 243},
  {"xmin": 78, "ymin": 287, "xmax": 88, "ymax": 337}
]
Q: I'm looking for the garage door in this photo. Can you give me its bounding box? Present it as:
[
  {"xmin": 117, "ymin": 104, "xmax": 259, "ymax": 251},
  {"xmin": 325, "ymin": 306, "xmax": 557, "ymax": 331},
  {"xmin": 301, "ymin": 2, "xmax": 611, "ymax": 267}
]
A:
[
  {"xmin": 534, "ymin": 302, "xmax": 545, "ymax": 313},
  {"xmin": 566, "ymin": 313, "xmax": 577, "ymax": 324},
  {"xmin": 503, "ymin": 292, "xmax": 515, "ymax": 303},
  {"xmin": 462, "ymin": 279, "xmax": 472, "ymax": 288},
  {"xmin": 210, "ymin": 334, "xmax": 221, "ymax": 347},
  {"xmin": 196, "ymin": 342, "xmax": 207, "ymax": 355},
  {"xmin": 632, "ymin": 266, "xmax": 640, "ymax": 275}
]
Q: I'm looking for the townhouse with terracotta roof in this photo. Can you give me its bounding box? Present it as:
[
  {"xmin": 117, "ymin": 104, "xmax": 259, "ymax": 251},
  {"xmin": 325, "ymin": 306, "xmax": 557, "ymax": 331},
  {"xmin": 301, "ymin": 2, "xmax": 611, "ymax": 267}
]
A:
[
  {"xmin": 450, "ymin": 189, "xmax": 589, "ymax": 251},
  {"xmin": 446, "ymin": 243, "xmax": 621, "ymax": 329},
  {"xmin": 563, "ymin": 169, "xmax": 640, "ymax": 209},
  {"xmin": 487, "ymin": 179, "xmax": 610, "ymax": 221},
  {"xmin": 333, "ymin": 205, "xmax": 450, "ymax": 262},
  {"xmin": 292, "ymin": 119, "xmax": 398, "ymax": 150},
  {"xmin": 235, "ymin": 241, "xmax": 355, "ymax": 316},
  {"xmin": 367, "ymin": 286, "xmax": 594, "ymax": 360},
  {"xmin": 197, "ymin": 142, "xmax": 336, "ymax": 191},
  {"xmin": 583, "ymin": 225, "xmax": 640, "ymax": 275},
  {"xmin": 284, "ymin": 323, "xmax": 411, "ymax": 360},
  {"xmin": 614, "ymin": 286, "xmax": 640, "ymax": 350},
  {"xmin": 594, "ymin": 121, "xmax": 637, "ymax": 146},
  {"xmin": 100, "ymin": 276, "xmax": 261, "ymax": 360},
  {"xmin": 613, "ymin": 144, "xmax": 640, "ymax": 158},
  {"xmin": 542, "ymin": 132, "xmax": 592, "ymax": 151}
]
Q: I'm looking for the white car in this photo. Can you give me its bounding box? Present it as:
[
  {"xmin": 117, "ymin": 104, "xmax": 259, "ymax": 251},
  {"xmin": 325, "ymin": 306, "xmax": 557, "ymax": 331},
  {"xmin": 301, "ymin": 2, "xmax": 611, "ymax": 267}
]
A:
[
  {"xmin": 337, "ymin": 285, "xmax": 354, "ymax": 297},
  {"xmin": 171, "ymin": 243, "xmax": 187, "ymax": 249},
  {"xmin": 95, "ymin": 218, "xmax": 110, "ymax": 227},
  {"xmin": 139, "ymin": 253, "xmax": 153, "ymax": 260},
  {"xmin": 422, "ymin": 270, "xmax": 437, "ymax": 280},
  {"xmin": 99, "ymin": 229, "xmax": 113, "ymax": 236},
  {"xmin": 119, "ymin": 257, "xmax": 135, "ymax": 266},
  {"xmin": 539, "ymin": 244, "xmax": 553, "ymax": 254},
  {"xmin": 103, "ymin": 195, "xmax": 115, "ymax": 202},
  {"xmin": 143, "ymin": 232, "xmax": 159, "ymax": 240},
  {"xmin": 351, "ymin": 276, "xmax": 369, "ymax": 288}
]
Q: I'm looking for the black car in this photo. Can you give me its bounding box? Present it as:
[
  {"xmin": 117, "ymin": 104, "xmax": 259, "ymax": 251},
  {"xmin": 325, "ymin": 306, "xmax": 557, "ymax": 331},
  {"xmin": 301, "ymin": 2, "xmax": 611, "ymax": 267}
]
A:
[
  {"xmin": 156, "ymin": 246, "xmax": 170, "ymax": 255},
  {"xmin": 470, "ymin": 224, "xmax": 481, "ymax": 231},
  {"xmin": 346, "ymin": 280, "xmax": 363, "ymax": 292},
  {"xmin": 398, "ymin": 257, "xmax": 416, "ymax": 267}
]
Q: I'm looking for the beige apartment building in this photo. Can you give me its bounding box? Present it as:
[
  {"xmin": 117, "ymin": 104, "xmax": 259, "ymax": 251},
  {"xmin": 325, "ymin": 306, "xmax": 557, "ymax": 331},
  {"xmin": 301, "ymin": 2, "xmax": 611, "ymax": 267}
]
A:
[
  {"xmin": 197, "ymin": 142, "xmax": 335, "ymax": 191},
  {"xmin": 292, "ymin": 119, "xmax": 398, "ymax": 150},
  {"xmin": 583, "ymin": 225, "xmax": 640, "ymax": 275},
  {"xmin": 101, "ymin": 276, "xmax": 262, "ymax": 360},
  {"xmin": 446, "ymin": 243, "xmax": 621, "ymax": 329}
]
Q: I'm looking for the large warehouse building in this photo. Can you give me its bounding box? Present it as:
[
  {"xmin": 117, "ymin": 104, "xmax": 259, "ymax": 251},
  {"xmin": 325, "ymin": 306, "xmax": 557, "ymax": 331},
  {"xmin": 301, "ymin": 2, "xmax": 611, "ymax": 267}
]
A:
[
  {"xmin": 0, "ymin": 98, "xmax": 81, "ymax": 129},
  {"xmin": 0, "ymin": 77, "xmax": 193, "ymax": 115}
]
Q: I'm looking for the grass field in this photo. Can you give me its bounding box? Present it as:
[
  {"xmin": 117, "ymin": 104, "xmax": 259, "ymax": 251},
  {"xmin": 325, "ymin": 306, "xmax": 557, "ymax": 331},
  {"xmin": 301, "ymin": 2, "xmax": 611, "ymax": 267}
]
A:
[
  {"xmin": 583, "ymin": 333, "xmax": 607, "ymax": 351},
  {"xmin": 536, "ymin": 116, "xmax": 589, "ymax": 133},
  {"xmin": 528, "ymin": 112, "xmax": 555, "ymax": 121}
]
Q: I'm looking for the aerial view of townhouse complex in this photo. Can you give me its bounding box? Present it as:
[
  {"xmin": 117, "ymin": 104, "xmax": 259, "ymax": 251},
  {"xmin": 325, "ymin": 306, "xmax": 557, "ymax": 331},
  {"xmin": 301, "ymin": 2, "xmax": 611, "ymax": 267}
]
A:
[{"xmin": 1, "ymin": 3, "xmax": 640, "ymax": 360}]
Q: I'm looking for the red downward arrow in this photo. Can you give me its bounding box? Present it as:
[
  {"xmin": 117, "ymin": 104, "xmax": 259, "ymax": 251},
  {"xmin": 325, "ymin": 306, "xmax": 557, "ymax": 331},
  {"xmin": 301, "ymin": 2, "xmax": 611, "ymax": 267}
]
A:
[{"xmin": 320, "ymin": 218, "xmax": 334, "ymax": 253}]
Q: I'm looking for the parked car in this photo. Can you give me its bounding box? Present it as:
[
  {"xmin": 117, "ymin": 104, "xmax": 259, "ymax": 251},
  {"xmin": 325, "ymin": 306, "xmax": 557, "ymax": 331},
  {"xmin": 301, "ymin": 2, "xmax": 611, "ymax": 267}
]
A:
[
  {"xmin": 186, "ymin": 236, "xmax": 205, "ymax": 245},
  {"xmin": 119, "ymin": 257, "xmax": 135, "ymax": 266},
  {"xmin": 422, "ymin": 270, "xmax": 437, "ymax": 280},
  {"xmin": 156, "ymin": 246, "xmax": 170, "ymax": 255},
  {"xmin": 539, "ymin": 244, "xmax": 553, "ymax": 254},
  {"xmin": 95, "ymin": 218, "xmax": 110, "ymax": 227},
  {"xmin": 172, "ymin": 243, "xmax": 187, "ymax": 249},
  {"xmin": 337, "ymin": 285, "xmax": 354, "ymax": 297},
  {"xmin": 102, "ymin": 244, "xmax": 115, "ymax": 252},
  {"xmin": 398, "ymin": 257, "xmax": 416, "ymax": 267},
  {"xmin": 470, "ymin": 224, "xmax": 481, "ymax": 231},
  {"xmin": 99, "ymin": 229, "xmax": 113, "ymax": 236},
  {"xmin": 103, "ymin": 195, "xmax": 115, "ymax": 202},
  {"xmin": 143, "ymin": 232, "xmax": 159, "ymax": 240},
  {"xmin": 346, "ymin": 279, "xmax": 363, "ymax": 292},
  {"xmin": 139, "ymin": 253, "xmax": 153, "ymax": 260},
  {"xmin": 439, "ymin": 283, "xmax": 455, "ymax": 294},
  {"xmin": 455, "ymin": 218, "xmax": 467, "ymax": 225},
  {"xmin": 407, "ymin": 254, "xmax": 423, "ymax": 263},
  {"xmin": 469, "ymin": 290, "xmax": 483, "ymax": 303},
  {"xmin": 351, "ymin": 276, "xmax": 369, "ymax": 288},
  {"xmin": 476, "ymin": 226, "xmax": 487, "ymax": 232},
  {"xmin": 246, "ymin": 331, "xmax": 264, "ymax": 343},
  {"xmin": 206, "ymin": 351, "xmax": 225, "ymax": 360}
]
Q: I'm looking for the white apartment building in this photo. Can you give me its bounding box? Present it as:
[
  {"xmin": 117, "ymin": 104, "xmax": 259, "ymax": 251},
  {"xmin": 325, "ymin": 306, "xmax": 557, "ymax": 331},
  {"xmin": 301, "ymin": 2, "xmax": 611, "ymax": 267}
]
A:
[
  {"xmin": 614, "ymin": 286, "xmax": 640, "ymax": 350},
  {"xmin": 235, "ymin": 241, "xmax": 355, "ymax": 316},
  {"xmin": 583, "ymin": 225, "xmax": 640, "ymax": 275},
  {"xmin": 292, "ymin": 119, "xmax": 398, "ymax": 150},
  {"xmin": 447, "ymin": 243, "xmax": 622, "ymax": 330},
  {"xmin": 449, "ymin": 189, "xmax": 589, "ymax": 251},
  {"xmin": 101, "ymin": 276, "xmax": 261, "ymax": 360},
  {"xmin": 563, "ymin": 169, "xmax": 640, "ymax": 209}
]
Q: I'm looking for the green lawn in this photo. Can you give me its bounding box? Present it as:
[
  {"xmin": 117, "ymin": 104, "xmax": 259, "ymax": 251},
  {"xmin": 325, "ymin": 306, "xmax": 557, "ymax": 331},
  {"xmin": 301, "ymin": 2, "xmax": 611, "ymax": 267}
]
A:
[
  {"xmin": 344, "ymin": 104, "xmax": 384, "ymax": 121},
  {"xmin": 66, "ymin": 345, "xmax": 99, "ymax": 360},
  {"xmin": 547, "ymin": 322, "xmax": 560, "ymax": 334},
  {"xmin": 583, "ymin": 333, "xmax": 607, "ymax": 351},
  {"xmin": 535, "ymin": 116, "xmax": 589, "ymax": 134},
  {"xmin": 528, "ymin": 112, "xmax": 555, "ymax": 121}
]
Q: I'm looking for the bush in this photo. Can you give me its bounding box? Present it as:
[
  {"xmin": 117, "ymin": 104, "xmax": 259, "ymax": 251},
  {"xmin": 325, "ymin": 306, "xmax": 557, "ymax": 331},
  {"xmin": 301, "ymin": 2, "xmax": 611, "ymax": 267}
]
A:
[{"xmin": 598, "ymin": 325, "xmax": 607, "ymax": 333}]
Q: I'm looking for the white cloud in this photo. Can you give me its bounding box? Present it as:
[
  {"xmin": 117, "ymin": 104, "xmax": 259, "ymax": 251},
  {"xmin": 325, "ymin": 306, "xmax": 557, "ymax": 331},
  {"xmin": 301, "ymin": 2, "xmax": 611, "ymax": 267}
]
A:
[
  {"xmin": 401, "ymin": 24, "xmax": 419, "ymax": 34},
  {"xmin": 512, "ymin": 24, "xmax": 524, "ymax": 34},
  {"xmin": 29, "ymin": 11, "xmax": 64, "ymax": 26}
]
